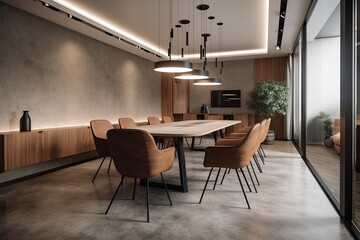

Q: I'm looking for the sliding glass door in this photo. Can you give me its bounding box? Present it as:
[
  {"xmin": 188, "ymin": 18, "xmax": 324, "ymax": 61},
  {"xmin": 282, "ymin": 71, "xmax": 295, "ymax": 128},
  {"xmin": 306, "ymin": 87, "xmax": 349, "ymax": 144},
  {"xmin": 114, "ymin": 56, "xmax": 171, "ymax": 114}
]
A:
[
  {"xmin": 305, "ymin": 1, "xmax": 341, "ymax": 203},
  {"xmin": 292, "ymin": 36, "xmax": 302, "ymax": 151}
]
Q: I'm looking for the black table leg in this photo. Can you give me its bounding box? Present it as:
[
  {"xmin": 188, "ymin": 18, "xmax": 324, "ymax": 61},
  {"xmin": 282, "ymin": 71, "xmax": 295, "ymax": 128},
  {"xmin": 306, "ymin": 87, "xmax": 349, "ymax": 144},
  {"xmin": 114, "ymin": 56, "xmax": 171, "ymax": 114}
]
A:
[
  {"xmin": 191, "ymin": 137, "xmax": 195, "ymax": 150},
  {"xmin": 176, "ymin": 137, "xmax": 188, "ymax": 192}
]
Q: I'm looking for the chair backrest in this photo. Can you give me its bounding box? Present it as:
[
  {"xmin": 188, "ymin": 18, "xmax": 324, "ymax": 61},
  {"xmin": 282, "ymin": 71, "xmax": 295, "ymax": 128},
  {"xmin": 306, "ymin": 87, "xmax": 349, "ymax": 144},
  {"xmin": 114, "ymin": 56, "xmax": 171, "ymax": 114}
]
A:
[
  {"xmin": 119, "ymin": 117, "xmax": 136, "ymax": 129},
  {"xmin": 258, "ymin": 119, "xmax": 268, "ymax": 144},
  {"xmin": 204, "ymin": 123, "xmax": 260, "ymax": 169},
  {"xmin": 234, "ymin": 114, "xmax": 249, "ymax": 128},
  {"xmin": 207, "ymin": 115, "xmax": 223, "ymax": 120},
  {"xmin": 162, "ymin": 116, "xmax": 173, "ymax": 123},
  {"xmin": 260, "ymin": 118, "xmax": 271, "ymax": 142},
  {"xmin": 148, "ymin": 116, "xmax": 161, "ymax": 125},
  {"xmin": 107, "ymin": 129, "xmax": 173, "ymax": 178},
  {"xmin": 235, "ymin": 123, "xmax": 260, "ymax": 168},
  {"xmin": 90, "ymin": 119, "xmax": 113, "ymax": 157},
  {"xmin": 333, "ymin": 118, "xmax": 340, "ymax": 133}
]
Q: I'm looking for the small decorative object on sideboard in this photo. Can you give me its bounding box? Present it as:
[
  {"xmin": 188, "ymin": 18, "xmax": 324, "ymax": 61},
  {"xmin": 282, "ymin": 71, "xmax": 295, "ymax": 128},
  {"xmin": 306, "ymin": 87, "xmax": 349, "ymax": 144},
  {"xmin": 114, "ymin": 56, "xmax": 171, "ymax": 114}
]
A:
[
  {"xmin": 205, "ymin": 104, "xmax": 210, "ymax": 114},
  {"xmin": 20, "ymin": 110, "xmax": 31, "ymax": 131},
  {"xmin": 201, "ymin": 104, "xmax": 205, "ymax": 114}
]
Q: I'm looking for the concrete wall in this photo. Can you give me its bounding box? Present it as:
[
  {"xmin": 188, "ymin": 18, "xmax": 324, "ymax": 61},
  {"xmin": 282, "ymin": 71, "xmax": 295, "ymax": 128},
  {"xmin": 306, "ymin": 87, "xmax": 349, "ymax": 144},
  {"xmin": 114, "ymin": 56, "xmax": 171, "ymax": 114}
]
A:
[
  {"xmin": 189, "ymin": 60, "xmax": 254, "ymax": 114},
  {"xmin": 306, "ymin": 37, "xmax": 340, "ymax": 143},
  {"xmin": 0, "ymin": 3, "xmax": 161, "ymax": 132}
]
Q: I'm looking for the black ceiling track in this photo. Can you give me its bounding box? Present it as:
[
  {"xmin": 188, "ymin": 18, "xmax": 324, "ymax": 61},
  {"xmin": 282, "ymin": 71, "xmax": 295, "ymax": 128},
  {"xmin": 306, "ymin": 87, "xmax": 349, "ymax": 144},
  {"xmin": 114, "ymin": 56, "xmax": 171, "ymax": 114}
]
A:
[
  {"xmin": 276, "ymin": 0, "xmax": 288, "ymax": 50},
  {"xmin": 39, "ymin": 1, "xmax": 162, "ymax": 58}
]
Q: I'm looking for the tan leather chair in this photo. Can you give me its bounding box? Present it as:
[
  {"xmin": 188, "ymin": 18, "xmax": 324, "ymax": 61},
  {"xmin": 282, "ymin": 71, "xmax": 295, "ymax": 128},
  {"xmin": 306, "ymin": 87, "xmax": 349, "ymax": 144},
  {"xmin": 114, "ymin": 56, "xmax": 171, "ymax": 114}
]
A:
[
  {"xmin": 333, "ymin": 132, "xmax": 340, "ymax": 154},
  {"xmin": 148, "ymin": 116, "xmax": 162, "ymax": 125},
  {"xmin": 199, "ymin": 123, "xmax": 260, "ymax": 209},
  {"xmin": 90, "ymin": 119, "xmax": 114, "ymax": 183},
  {"xmin": 333, "ymin": 119, "xmax": 340, "ymax": 134},
  {"xmin": 161, "ymin": 116, "xmax": 177, "ymax": 148},
  {"xmin": 119, "ymin": 117, "xmax": 136, "ymax": 129},
  {"xmin": 206, "ymin": 115, "xmax": 223, "ymax": 120},
  {"xmin": 163, "ymin": 115, "xmax": 192, "ymax": 149},
  {"xmin": 106, "ymin": 129, "xmax": 175, "ymax": 222},
  {"xmin": 196, "ymin": 115, "xmax": 224, "ymax": 146},
  {"xmin": 148, "ymin": 116, "xmax": 165, "ymax": 148},
  {"xmin": 228, "ymin": 118, "xmax": 271, "ymax": 158},
  {"xmin": 162, "ymin": 116, "xmax": 173, "ymax": 123},
  {"xmin": 260, "ymin": 118, "xmax": 271, "ymax": 150}
]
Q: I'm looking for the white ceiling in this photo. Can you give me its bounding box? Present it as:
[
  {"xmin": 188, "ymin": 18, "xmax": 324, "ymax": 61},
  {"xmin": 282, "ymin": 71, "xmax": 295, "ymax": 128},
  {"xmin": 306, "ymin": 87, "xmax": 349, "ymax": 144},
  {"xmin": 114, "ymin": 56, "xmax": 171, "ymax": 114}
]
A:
[{"xmin": 1, "ymin": 0, "xmax": 312, "ymax": 62}]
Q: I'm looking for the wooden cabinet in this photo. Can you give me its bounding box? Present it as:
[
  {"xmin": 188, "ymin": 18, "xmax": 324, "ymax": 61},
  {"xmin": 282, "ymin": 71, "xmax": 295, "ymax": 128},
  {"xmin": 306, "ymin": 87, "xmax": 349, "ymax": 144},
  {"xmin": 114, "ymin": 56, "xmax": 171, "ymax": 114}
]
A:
[
  {"xmin": 161, "ymin": 73, "xmax": 189, "ymax": 116},
  {"xmin": 0, "ymin": 126, "xmax": 95, "ymax": 172}
]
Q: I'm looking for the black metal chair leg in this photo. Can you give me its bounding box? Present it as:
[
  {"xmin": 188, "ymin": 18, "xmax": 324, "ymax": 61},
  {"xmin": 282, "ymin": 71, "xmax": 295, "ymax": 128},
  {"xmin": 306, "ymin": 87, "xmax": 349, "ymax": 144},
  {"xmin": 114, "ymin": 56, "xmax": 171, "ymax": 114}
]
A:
[
  {"xmin": 146, "ymin": 178, "xmax": 150, "ymax": 223},
  {"xmin": 184, "ymin": 138, "xmax": 191, "ymax": 149},
  {"xmin": 199, "ymin": 167, "xmax": 214, "ymax": 204},
  {"xmin": 132, "ymin": 178, "xmax": 137, "ymax": 200},
  {"xmin": 220, "ymin": 168, "xmax": 228, "ymax": 185},
  {"xmin": 258, "ymin": 149, "xmax": 265, "ymax": 165},
  {"xmin": 160, "ymin": 173, "xmax": 172, "ymax": 206},
  {"xmin": 213, "ymin": 167, "xmax": 222, "ymax": 190},
  {"xmin": 260, "ymin": 144, "xmax": 266, "ymax": 157},
  {"xmin": 235, "ymin": 169, "xmax": 250, "ymax": 209},
  {"xmin": 240, "ymin": 168, "xmax": 252, "ymax": 192},
  {"xmin": 105, "ymin": 176, "xmax": 125, "ymax": 214},
  {"xmin": 92, "ymin": 156, "xmax": 106, "ymax": 183},
  {"xmin": 246, "ymin": 165, "xmax": 257, "ymax": 193},
  {"xmin": 250, "ymin": 161, "xmax": 260, "ymax": 185},
  {"xmin": 227, "ymin": 168, "xmax": 231, "ymax": 174},
  {"xmin": 253, "ymin": 155, "xmax": 263, "ymax": 173},
  {"xmin": 107, "ymin": 158, "xmax": 113, "ymax": 174}
]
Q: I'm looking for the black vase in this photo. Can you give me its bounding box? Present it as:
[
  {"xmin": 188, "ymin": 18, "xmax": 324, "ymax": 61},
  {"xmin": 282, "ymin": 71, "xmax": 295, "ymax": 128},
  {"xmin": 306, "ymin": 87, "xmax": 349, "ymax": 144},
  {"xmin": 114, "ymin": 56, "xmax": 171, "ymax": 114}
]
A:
[
  {"xmin": 20, "ymin": 110, "xmax": 31, "ymax": 131},
  {"xmin": 201, "ymin": 104, "xmax": 206, "ymax": 114}
]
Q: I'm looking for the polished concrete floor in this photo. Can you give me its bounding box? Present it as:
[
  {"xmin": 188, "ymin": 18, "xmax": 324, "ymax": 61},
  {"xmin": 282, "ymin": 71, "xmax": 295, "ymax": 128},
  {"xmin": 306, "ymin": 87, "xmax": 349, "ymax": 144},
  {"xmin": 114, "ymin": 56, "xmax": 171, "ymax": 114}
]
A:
[{"xmin": 0, "ymin": 140, "xmax": 354, "ymax": 240}]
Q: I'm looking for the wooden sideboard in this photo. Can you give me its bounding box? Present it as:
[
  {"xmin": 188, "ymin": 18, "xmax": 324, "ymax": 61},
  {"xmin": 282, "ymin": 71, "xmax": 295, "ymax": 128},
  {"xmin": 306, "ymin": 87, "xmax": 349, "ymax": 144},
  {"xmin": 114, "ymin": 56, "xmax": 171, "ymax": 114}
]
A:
[{"xmin": 0, "ymin": 126, "xmax": 96, "ymax": 172}]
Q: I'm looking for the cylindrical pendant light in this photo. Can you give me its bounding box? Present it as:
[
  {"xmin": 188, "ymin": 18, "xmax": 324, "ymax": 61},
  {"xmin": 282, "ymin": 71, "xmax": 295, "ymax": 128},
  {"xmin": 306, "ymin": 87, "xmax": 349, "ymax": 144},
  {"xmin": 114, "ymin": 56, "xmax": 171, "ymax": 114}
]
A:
[
  {"xmin": 154, "ymin": 60, "xmax": 193, "ymax": 73},
  {"xmin": 154, "ymin": 0, "xmax": 193, "ymax": 73},
  {"xmin": 175, "ymin": 69, "xmax": 209, "ymax": 79},
  {"xmin": 193, "ymin": 78, "xmax": 221, "ymax": 85}
]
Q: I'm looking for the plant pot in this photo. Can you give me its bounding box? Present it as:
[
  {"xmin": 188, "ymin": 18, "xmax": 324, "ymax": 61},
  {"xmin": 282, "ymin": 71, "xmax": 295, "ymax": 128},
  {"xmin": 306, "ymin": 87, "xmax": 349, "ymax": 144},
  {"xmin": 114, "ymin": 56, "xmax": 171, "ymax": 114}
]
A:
[
  {"xmin": 324, "ymin": 137, "xmax": 333, "ymax": 148},
  {"xmin": 263, "ymin": 130, "xmax": 275, "ymax": 145}
]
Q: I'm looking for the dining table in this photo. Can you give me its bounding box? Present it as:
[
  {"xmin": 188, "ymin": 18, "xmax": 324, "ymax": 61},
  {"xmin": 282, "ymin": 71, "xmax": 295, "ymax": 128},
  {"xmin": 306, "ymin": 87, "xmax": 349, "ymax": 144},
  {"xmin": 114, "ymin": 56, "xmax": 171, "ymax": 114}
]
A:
[{"xmin": 132, "ymin": 119, "xmax": 241, "ymax": 192}]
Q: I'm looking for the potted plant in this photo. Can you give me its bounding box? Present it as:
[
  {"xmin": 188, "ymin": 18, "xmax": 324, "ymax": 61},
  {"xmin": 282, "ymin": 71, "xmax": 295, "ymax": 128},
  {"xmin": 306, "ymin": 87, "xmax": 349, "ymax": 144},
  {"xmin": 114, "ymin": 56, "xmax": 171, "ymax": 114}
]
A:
[
  {"xmin": 247, "ymin": 81, "xmax": 288, "ymax": 144},
  {"xmin": 319, "ymin": 111, "xmax": 333, "ymax": 147}
]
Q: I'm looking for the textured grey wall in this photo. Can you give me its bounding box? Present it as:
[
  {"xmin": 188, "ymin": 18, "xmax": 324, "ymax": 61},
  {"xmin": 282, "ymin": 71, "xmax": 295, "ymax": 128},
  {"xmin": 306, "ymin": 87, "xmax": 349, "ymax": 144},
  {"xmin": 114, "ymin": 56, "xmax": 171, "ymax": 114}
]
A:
[
  {"xmin": 189, "ymin": 60, "xmax": 254, "ymax": 114},
  {"xmin": 0, "ymin": 3, "xmax": 161, "ymax": 131}
]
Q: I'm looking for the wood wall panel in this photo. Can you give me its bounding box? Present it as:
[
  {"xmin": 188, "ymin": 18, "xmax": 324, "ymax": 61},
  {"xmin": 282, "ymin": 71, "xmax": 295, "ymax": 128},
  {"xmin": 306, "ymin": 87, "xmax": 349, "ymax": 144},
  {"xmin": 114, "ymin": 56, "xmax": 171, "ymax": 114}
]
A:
[
  {"xmin": 173, "ymin": 80, "xmax": 189, "ymax": 114},
  {"xmin": 161, "ymin": 73, "xmax": 174, "ymax": 117},
  {"xmin": 0, "ymin": 135, "xmax": 3, "ymax": 172},
  {"xmin": 161, "ymin": 73, "xmax": 189, "ymax": 117},
  {"xmin": 254, "ymin": 57, "xmax": 287, "ymax": 140},
  {"xmin": 254, "ymin": 57, "xmax": 287, "ymax": 82},
  {"xmin": 1, "ymin": 126, "xmax": 95, "ymax": 171}
]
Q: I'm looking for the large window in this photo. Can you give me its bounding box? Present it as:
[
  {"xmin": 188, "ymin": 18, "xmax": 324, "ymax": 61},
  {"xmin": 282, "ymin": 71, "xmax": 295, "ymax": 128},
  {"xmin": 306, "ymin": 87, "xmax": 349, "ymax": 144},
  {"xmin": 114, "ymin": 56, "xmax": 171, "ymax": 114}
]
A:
[
  {"xmin": 305, "ymin": 1, "xmax": 341, "ymax": 203},
  {"xmin": 291, "ymin": 0, "xmax": 360, "ymax": 238}
]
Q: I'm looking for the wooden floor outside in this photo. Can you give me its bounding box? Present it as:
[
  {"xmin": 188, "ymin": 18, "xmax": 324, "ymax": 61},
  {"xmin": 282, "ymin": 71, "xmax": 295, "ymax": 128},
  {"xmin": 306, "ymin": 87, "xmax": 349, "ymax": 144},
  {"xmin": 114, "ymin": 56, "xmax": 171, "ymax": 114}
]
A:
[{"xmin": 307, "ymin": 143, "xmax": 360, "ymax": 225}]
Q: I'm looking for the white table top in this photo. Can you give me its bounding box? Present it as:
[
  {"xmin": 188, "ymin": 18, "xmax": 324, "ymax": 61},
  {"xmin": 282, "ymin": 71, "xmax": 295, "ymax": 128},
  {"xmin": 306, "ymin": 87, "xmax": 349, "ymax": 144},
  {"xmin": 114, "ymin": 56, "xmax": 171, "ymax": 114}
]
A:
[{"xmin": 131, "ymin": 120, "xmax": 241, "ymax": 137}]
